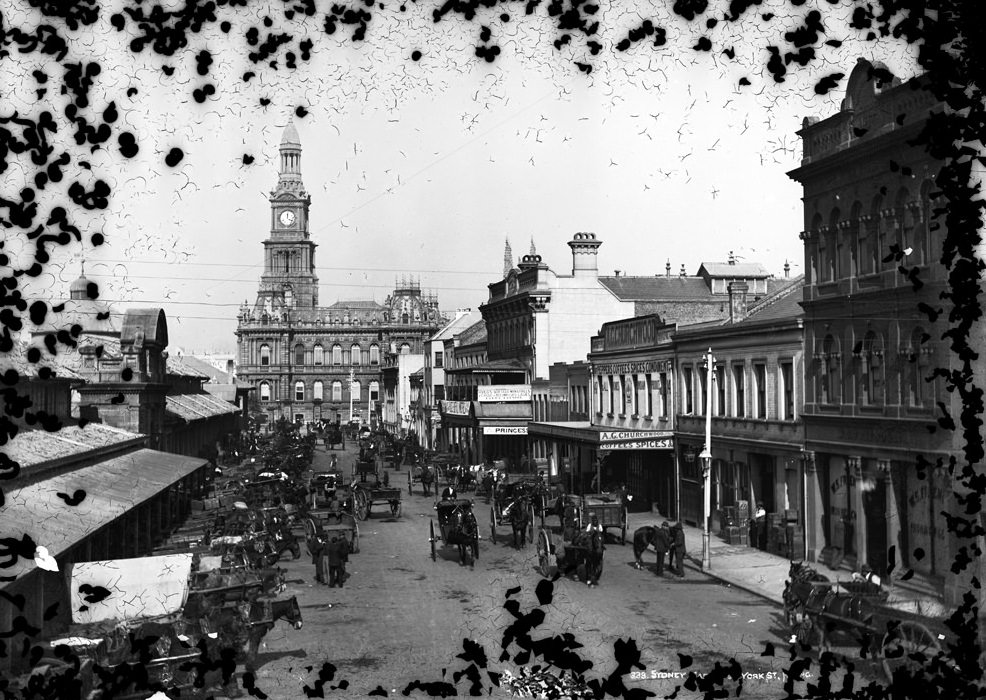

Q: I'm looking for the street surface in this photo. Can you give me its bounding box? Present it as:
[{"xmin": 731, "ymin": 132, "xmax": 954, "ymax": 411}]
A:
[{"xmin": 237, "ymin": 442, "xmax": 875, "ymax": 698}]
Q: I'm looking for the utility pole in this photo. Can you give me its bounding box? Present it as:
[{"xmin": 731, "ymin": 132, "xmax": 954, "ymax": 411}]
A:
[
  {"xmin": 348, "ymin": 366, "xmax": 355, "ymax": 424},
  {"xmin": 700, "ymin": 347, "xmax": 715, "ymax": 571}
]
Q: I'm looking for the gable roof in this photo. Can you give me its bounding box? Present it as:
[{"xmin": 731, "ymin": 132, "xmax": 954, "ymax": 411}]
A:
[
  {"xmin": 432, "ymin": 310, "xmax": 482, "ymax": 342},
  {"xmin": 737, "ymin": 276, "xmax": 805, "ymax": 324},
  {"xmin": 456, "ymin": 319, "xmax": 487, "ymax": 346},
  {"xmin": 697, "ymin": 262, "xmax": 771, "ymax": 278},
  {"xmin": 598, "ymin": 276, "xmax": 713, "ymax": 300}
]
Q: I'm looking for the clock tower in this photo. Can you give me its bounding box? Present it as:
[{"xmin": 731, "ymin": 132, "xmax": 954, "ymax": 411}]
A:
[{"xmin": 256, "ymin": 122, "xmax": 319, "ymax": 311}]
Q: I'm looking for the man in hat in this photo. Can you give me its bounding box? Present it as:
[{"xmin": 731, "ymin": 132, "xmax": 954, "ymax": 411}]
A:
[
  {"xmin": 669, "ymin": 522, "xmax": 686, "ymax": 577},
  {"xmin": 585, "ymin": 512, "xmax": 604, "ymax": 535},
  {"xmin": 327, "ymin": 535, "xmax": 349, "ymax": 588},
  {"xmin": 653, "ymin": 522, "xmax": 672, "ymax": 576},
  {"xmin": 312, "ymin": 536, "xmax": 327, "ymax": 584}
]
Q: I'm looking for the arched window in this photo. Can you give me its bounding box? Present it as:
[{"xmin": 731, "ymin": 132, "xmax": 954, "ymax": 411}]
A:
[
  {"xmin": 826, "ymin": 208, "xmax": 840, "ymax": 281},
  {"xmin": 868, "ymin": 194, "xmax": 884, "ymax": 274},
  {"xmin": 351, "ymin": 380, "xmax": 361, "ymax": 401},
  {"xmin": 260, "ymin": 344, "xmax": 271, "ymax": 366},
  {"xmin": 313, "ymin": 344, "xmax": 324, "ymax": 366},
  {"xmin": 849, "ymin": 201, "xmax": 864, "ymax": 277},
  {"xmin": 859, "ymin": 331, "xmax": 884, "ymax": 406},
  {"xmin": 331, "ymin": 381, "xmax": 343, "ymax": 401},
  {"xmin": 369, "ymin": 344, "xmax": 380, "ymax": 365},
  {"xmin": 313, "ymin": 381, "xmax": 323, "ymax": 401},
  {"xmin": 351, "ymin": 344, "xmax": 361, "ymax": 365},
  {"xmin": 259, "ymin": 381, "xmax": 271, "ymax": 401},
  {"xmin": 295, "ymin": 343, "xmax": 305, "ymax": 365},
  {"xmin": 820, "ymin": 335, "xmax": 840, "ymax": 405},
  {"xmin": 332, "ymin": 344, "xmax": 342, "ymax": 365},
  {"xmin": 907, "ymin": 327, "xmax": 930, "ymax": 407},
  {"xmin": 294, "ymin": 381, "xmax": 305, "ymax": 401},
  {"xmin": 400, "ymin": 343, "xmax": 411, "ymax": 355},
  {"xmin": 369, "ymin": 381, "xmax": 380, "ymax": 402},
  {"xmin": 402, "ymin": 312, "xmax": 409, "ymax": 324}
]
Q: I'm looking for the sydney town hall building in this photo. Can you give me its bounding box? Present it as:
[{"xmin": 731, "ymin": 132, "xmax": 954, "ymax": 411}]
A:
[{"xmin": 236, "ymin": 125, "xmax": 446, "ymax": 426}]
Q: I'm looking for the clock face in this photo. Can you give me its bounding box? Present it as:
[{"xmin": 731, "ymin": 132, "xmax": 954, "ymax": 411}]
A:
[{"xmin": 279, "ymin": 210, "xmax": 296, "ymax": 227}]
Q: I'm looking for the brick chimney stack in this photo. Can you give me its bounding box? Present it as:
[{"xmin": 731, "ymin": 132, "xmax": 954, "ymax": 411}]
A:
[
  {"xmin": 567, "ymin": 232, "xmax": 602, "ymax": 278},
  {"xmin": 728, "ymin": 281, "xmax": 749, "ymax": 323},
  {"xmin": 666, "ymin": 260, "xmax": 671, "ymax": 278}
]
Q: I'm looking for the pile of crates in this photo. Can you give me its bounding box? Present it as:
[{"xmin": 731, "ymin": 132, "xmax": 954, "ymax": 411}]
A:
[
  {"xmin": 767, "ymin": 510, "xmax": 803, "ymax": 558},
  {"xmin": 720, "ymin": 500, "xmax": 750, "ymax": 545}
]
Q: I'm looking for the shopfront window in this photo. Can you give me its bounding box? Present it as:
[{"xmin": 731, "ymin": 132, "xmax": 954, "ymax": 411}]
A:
[
  {"xmin": 733, "ymin": 365, "xmax": 745, "ymax": 417},
  {"xmin": 683, "ymin": 366, "xmax": 693, "ymax": 414}
]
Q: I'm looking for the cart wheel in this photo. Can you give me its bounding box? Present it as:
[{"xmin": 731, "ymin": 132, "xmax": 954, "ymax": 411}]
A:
[
  {"xmin": 430, "ymin": 519, "xmax": 437, "ymax": 561},
  {"xmin": 392, "ymin": 501, "xmax": 401, "ymax": 518},
  {"xmin": 528, "ymin": 504, "xmax": 536, "ymax": 545},
  {"xmin": 537, "ymin": 529, "xmax": 555, "ymax": 578},
  {"xmin": 303, "ymin": 516, "xmax": 320, "ymax": 557},
  {"xmin": 793, "ymin": 616, "xmax": 815, "ymax": 647},
  {"xmin": 490, "ymin": 507, "xmax": 496, "ymax": 544},
  {"xmin": 882, "ymin": 620, "xmax": 942, "ymax": 681},
  {"xmin": 408, "ymin": 472, "xmax": 412, "ymax": 495}
]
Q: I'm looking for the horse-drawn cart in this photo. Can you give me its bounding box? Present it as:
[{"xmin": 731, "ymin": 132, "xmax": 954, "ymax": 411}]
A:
[
  {"xmin": 430, "ymin": 498, "xmax": 480, "ymax": 566},
  {"xmin": 783, "ymin": 562, "xmax": 953, "ymax": 681},
  {"xmin": 535, "ymin": 526, "xmax": 604, "ymax": 586},
  {"xmin": 304, "ymin": 510, "xmax": 360, "ymax": 554},
  {"xmin": 489, "ymin": 476, "xmax": 542, "ymax": 544},
  {"xmin": 580, "ymin": 492, "xmax": 629, "ymax": 544}
]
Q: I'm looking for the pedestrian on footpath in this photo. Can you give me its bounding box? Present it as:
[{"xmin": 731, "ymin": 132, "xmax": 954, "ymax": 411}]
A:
[
  {"xmin": 670, "ymin": 522, "xmax": 686, "ymax": 577},
  {"xmin": 653, "ymin": 522, "xmax": 671, "ymax": 576}
]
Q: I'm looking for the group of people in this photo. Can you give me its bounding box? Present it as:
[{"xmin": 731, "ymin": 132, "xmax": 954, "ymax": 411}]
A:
[{"xmin": 312, "ymin": 534, "xmax": 350, "ymax": 587}]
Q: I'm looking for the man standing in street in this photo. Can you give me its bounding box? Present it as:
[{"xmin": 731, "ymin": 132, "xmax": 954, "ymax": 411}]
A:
[
  {"xmin": 312, "ymin": 536, "xmax": 325, "ymax": 584},
  {"xmin": 653, "ymin": 522, "xmax": 671, "ymax": 576},
  {"xmin": 327, "ymin": 535, "xmax": 349, "ymax": 587},
  {"xmin": 669, "ymin": 522, "xmax": 686, "ymax": 577}
]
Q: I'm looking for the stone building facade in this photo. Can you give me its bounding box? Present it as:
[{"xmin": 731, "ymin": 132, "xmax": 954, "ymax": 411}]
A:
[
  {"xmin": 787, "ymin": 58, "xmax": 974, "ymax": 605},
  {"xmin": 235, "ymin": 125, "xmax": 445, "ymax": 426}
]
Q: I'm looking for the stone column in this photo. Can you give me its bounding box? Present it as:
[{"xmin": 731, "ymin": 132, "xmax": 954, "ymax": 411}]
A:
[
  {"xmin": 848, "ymin": 456, "xmax": 865, "ymax": 569},
  {"xmin": 880, "ymin": 459, "xmax": 900, "ymax": 575},
  {"xmin": 803, "ymin": 451, "xmax": 824, "ymax": 563}
]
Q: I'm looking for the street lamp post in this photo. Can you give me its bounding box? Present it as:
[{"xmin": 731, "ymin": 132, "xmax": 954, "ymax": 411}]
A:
[{"xmin": 700, "ymin": 347, "xmax": 715, "ymax": 571}]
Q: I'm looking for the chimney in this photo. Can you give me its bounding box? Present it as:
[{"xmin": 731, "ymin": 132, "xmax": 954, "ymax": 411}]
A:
[
  {"xmin": 665, "ymin": 260, "xmax": 671, "ymax": 278},
  {"xmin": 567, "ymin": 232, "xmax": 602, "ymax": 278},
  {"xmin": 728, "ymin": 251, "xmax": 736, "ymax": 265},
  {"xmin": 728, "ymin": 281, "xmax": 749, "ymax": 323},
  {"xmin": 679, "ymin": 264, "xmax": 686, "ymax": 278},
  {"xmin": 783, "ymin": 260, "xmax": 790, "ymax": 278},
  {"xmin": 614, "ymin": 270, "xmax": 621, "ymax": 277}
]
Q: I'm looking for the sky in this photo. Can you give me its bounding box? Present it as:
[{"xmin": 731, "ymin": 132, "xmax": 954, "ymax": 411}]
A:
[{"xmin": 7, "ymin": 0, "xmax": 919, "ymax": 354}]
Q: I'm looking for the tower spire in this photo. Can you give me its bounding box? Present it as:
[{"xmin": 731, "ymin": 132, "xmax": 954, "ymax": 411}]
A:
[
  {"xmin": 529, "ymin": 237, "xmax": 536, "ymax": 255},
  {"xmin": 503, "ymin": 237, "xmax": 513, "ymax": 278},
  {"xmin": 277, "ymin": 122, "xmax": 305, "ymax": 193}
]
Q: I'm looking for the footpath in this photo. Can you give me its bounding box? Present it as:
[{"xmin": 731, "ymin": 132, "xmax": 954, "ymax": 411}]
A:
[{"xmin": 623, "ymin": 510, "xmax": 950, "ymax": 619}]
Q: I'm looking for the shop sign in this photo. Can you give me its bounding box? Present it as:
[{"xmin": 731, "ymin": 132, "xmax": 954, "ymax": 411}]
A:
[
  {"xmin": 441, "ymin": 400, "xmax": 471, "ymax": 416},
  {"xmin": 477, "ymin": 385, "xmax": 531, "ymax": 402},
  {"xmin": 483, "ymin": 426, "xmax": 528, "ymax": 435},
  {"xmin": 600, "ymin": 431, "xmax": 671, "ymax": 442},
  {"xmin": 594, "ymin": 360, "xmax": 671, "ymax": 375},
  {"xmin": 604, "ymin": 438, "xmax": 673, "ymax": 450}
]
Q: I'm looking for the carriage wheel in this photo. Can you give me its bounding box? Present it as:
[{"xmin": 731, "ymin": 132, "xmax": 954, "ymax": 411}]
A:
[
  {"xmin": 356, "ymin": 492, "xmax": 370, "ymax": 521},
  {"xmin": 537, "ymin": 529, "xmax": 555, "ymax": 578},
  {"xmin": 527, "ymin": 504, "xmax": 536, "ymax": 545},
  {"xmin": 429, "ymin": 519, "xmax": 437, "ymax": 561},
  {"xmin": 303, "ymin": 516, "xmax": 320, "ymax": 557},
  {"xmin": 489, "ymin": 507, "xmax": 497, "ymax": 544},
  {"xmin": 881, "ymin": 620, "xmax": 942, "ymax": 681},
  {"xmin": 391, "ymin": 500, "xmax": 402, "ymax": 518},
  {"xmin": 408, "ymin": 472, "xmax": 413, "ymax": 495}
]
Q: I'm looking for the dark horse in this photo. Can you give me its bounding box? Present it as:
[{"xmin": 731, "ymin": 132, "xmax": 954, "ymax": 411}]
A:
[
  {"xmin": 508, "ymin": 497, "xmax": 531, "ymax": 549},
  {"xmin": 632, "ymin": 526, "xmax": 668, "ymax": 570},
  {"xmin": 421, "ymin": 465, "xmax": 435, "ymax": 497},
  {"xmin": 443, "ymin": 506, "xmax": 479, "ymax": 566},
  {"xmin": 195, "ymin": 595, "xmax": 304, "ymax": 673},
  {"xmin": 569, "ymin": 529, "xmax": 605, "ymax": 587}
]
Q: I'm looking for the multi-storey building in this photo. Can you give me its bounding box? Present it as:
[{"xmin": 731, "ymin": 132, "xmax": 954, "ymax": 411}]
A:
[
  {"xmin": 418, "ymin": 311, "xmax": 480, "ymax": 449},
  {"xmin": 787, "ymin": 58, "xmax": 972, "ymax": 604},
  {"xmin": 235, "ymin": 125, "xmax": 445, "ymax": 426},
  {"xmin": 674, "ymin": 277, "xmax": 806, "ymax": 548}
]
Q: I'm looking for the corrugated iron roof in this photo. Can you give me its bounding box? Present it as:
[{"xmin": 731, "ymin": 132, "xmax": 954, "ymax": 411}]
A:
[
  {"xmin": 165, "ymin": 393, "xmax": 239, "ymax": 421},
  {"xmin": 3, "ymin": 423, "xmax": 143, "ymax": 470},
  {"xmin": 431, "ymin": 311, "xmax": 482, "ymax": 342},
  {"xmin": 203, "ymin": 384, "xmax": 238, "ymax": 402},
  {"xmin": 0, "ymin": 340, "xmax": 87, "ymax": 381},
  {"xmin": 0, "ymin": 449, "xmax": 205, "ymax": 581},
  {"xmin": 736, "ymin": 277, "xmax": 805, "ymax": 324},
  {"xmin": 598, "ymin": 277, "xmax": 714, "ymax": 300},
  {"xmin": 456, "ymin": 319, "xmax": 487, "ymax": 345},
  {"xmin": 697, "ymin": 262, "xmax": 771, "ymax": 278}
]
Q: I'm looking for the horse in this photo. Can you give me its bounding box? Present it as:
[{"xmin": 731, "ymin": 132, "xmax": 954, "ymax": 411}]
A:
[
  {"xmin": 569, "ymin": 529, "xmax": 605, "ymax": 587},
  {"xmin": 442, "ymin": 506, "xmax": 479, "ymax": 566},
  {"xmin": 421, "ymin": 466, "xmax": 435, "ymax": 497},
  {"xmin": 194, "ymin": 596, "xmax": 303, "ymax": 673},
  {"xmin": 508, "ymin": 497, "xmax": 531, "ymax": 549},
  {"xmin": 782, "ymin": 561, "xmax": 831, "ymax": 627},
  {"xmin": 632, "ymin": 526, "xmax": 660, "ymax": 570}
]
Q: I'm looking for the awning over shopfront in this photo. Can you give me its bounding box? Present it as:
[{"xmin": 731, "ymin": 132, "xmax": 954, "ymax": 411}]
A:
[
  {"xmin": 528, "ymin": 422, "xmax": 673, "ymax": 449},
  {"xmin": 71, "ymin": 553, "xmax": 193, "ymax": 624},
  {"xmin": 0, "ymin": 449, "xmax": 206, "ymax": 581},
  {"xmin": 166, "ymin": 393, "xmax": 240, "ymax": 422}
]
